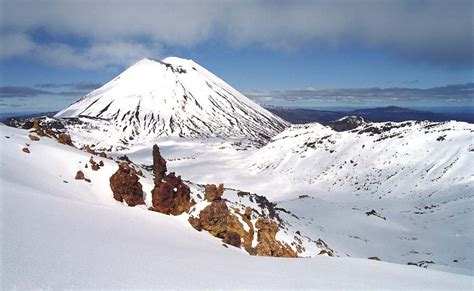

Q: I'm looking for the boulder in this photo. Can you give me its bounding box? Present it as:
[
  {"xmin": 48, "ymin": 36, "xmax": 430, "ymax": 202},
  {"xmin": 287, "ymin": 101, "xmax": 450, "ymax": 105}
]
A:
[
  {"xmin": 28, "ymin": 134, "xmax": 40, "ymax": 141},
  {"xmin": 223, "ymin": 231, "xmax": 241, "ymax": 247},
  {"xmin": 188, "ymin": 201, "xmax": 255, "ymax": 251},
  {"xmin": 90, "ymin": 157, "xmax": 101, "ymax": 171},
  {"xmin": 57, "ymin": 133, "xmax": 74, "ymax": 146},
  {"xmin": 255, "ymin": 218, "xmax": 297, "ymax": 258},
  {"xmin": 110, "ymin": 162, "xmax": 144, "ymax": 206},
  {"xmin": 75, "ymin": 170, "xmax": 85, "ymax": 180},
  {"xmin": 151, "ymin": 172, "xmax": 194, "ymax": 215},
  {"xmin": 204, "ymin": 183, "xmax": 224, "ymax": 201},
  {"xmin": 150, "ymin": 144, "xmax": 194, "ymax": 215},
  {"xmin": 318, "ymin": 250, "xmax": 332, "ymax": 256},
  {"xmin": 188, "ymin": 216, "xmax": 202, "ymax": 231},
  {"xmin": 32, "ymin": 119, "xmax": 48, "ymax": 137},
  {"xmin": 315, "ymin": 239, "xmax": 335, "ymax": 257},
  {"xmin": 197, "ymin": 200, "xmax": 229, "ymax": 238},
  {"xmin": 227, "ymin": 208, "xmax": 254, "ymax": 251},
  {"xmin": 82, "ymin": 145, "xmax": 107, "ymax": 158},
  {"xmin": 22, "ymin": 147, "xmax": 30, "ymax": 154}
]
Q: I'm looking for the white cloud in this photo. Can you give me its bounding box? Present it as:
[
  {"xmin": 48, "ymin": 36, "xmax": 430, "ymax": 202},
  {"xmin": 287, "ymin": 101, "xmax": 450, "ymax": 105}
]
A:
[
  {"xmin": 0, "ymin": 32, "xmax": 34, "ymax": 59},
  {"xmin": 0, "ymin": 0, "xmax": 472, "ymax": 67},
  {"xmin": 0, "ymin": 32, "xmax": 160, "ymax": 69}
]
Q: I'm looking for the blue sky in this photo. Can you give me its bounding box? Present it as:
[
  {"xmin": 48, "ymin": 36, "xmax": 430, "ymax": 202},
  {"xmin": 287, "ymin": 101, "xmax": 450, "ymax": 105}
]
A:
[{"xmin": 0, "ymin": 0, "xmax": 472, "ymax": 113}]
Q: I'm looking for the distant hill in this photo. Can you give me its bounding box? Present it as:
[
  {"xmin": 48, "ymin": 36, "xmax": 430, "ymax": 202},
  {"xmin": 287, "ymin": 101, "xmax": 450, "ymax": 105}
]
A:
[{"xmin": 265, "ymin": 105, "xmax": 474, "ymax": 124}]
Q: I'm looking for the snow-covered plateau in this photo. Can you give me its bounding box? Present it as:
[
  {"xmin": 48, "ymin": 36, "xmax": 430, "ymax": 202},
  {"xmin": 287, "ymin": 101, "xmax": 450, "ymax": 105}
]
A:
[{"xmin": 1, "ymin": 57, "xmax": 473, "ymax": 289}]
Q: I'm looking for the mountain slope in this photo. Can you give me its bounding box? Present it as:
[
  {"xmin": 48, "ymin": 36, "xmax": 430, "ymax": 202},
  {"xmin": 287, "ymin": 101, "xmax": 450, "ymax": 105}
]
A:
[
  {"xmin": 247, "ymin": 120, "xmax": 473, "ymax": 201},
  {"xmin": 55, "ymin": 57, "xmax": 287, "ymax": 146},
  {"xmin": 1, "ymin": 124, "xmax": 471, "ymax": 289},
  {"xmin": 107, "ymin": 119, "xmax": 473, "ymax": 273}
]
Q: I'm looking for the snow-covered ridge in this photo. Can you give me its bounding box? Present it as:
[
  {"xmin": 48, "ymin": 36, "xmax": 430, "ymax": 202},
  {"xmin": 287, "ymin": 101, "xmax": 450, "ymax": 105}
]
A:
[
  {"xmin": 55, "ymin": 57, "xmax": 288, "ymax": 147},
  {"xmin": 248, "ymin": 120, "xmax": 474, "ymax": 200},
  {"xmin": 1, "ymin": 124, "xmax": 472, "ymax": 289}
]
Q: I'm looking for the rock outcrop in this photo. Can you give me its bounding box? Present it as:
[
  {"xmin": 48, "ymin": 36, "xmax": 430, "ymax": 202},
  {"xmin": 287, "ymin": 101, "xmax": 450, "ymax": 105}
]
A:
[
  {"xmin": 28, "ymin": 134, "xmax": 40, "ymax": 141},
  {"xmin": 109, "ymin": 162, "xmax": 144, "ymax": 206},
  {"xmin": 255, "ymin": 218, "xmax": 297, "ymax": 258},
  {"xmin": 152, "ymin": 172, "xmax": 194, "ymax": 215},
  {"xmin": 204, "ymin": 183, "xmax": 224, "ymax": 201},
  {"xmin": 152, "ymin": 144, "xmax": 167, "ymax": 186},
  {"xmin": 195, "ymin": 199, "xmax": 229, "ymax": 238},
  {"xmin": 75, "ymin": 170, "xmax": 91, "ymax": 183},
  {"xmin": 57, "ymin": 133, "xmax": 74, "ymax": 146},
  {"xmin": 315, "ymin": 239, "xmax": 335, "ymax": 257},
  {"xmin": 89, "ymin": 157, "xmax": 103, "ymax": 171},
  {"xmin": 32, "ymin": 119, "xmax": 48, "ymax": 137},
  {"xmin": 28, "ymin": 118, "xmax": 76, "ymax": 148},
  {"xmin": 189, "ymin": 184, "xmax": 301, "ymax": 257},
  {"xmin": 189, "ymin": 185, "xmax": 258, "ymax": 251},
  {"xmin": 151, "ymin": 144, "xmax": 194, "ymax": 215},
  {"xmin": 189, "ymin": 198, "xmax": 249, "ymax": 249},
  {"xmin": 82, "ymin": 145, "xmax": 107, "ymax": 158}
]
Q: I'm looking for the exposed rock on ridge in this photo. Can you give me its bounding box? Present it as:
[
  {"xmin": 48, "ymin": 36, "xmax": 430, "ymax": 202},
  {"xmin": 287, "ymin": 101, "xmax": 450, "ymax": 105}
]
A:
[
  {"xmin": 151, "ymin": 144, "xmax": 194, "ymax": 215},
  {"xmin": 109, "ymin": 162, "xmax": 144, "ymax": 206},
  {"xmin": 189, "ymin": 184, "xmax": 298, "ymax": 257}
]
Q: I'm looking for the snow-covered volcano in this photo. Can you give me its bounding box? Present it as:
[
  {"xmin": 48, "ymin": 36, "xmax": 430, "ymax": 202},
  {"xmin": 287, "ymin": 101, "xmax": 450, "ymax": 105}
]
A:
[{"xmin": 55, "ymin": 57, "xmax": 287, "ymax": 145}]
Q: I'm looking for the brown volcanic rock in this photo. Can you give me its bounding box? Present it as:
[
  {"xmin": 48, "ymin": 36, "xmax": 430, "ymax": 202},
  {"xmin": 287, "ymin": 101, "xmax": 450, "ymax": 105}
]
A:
[
  {"xmin": 188, "ymin": 188, "xmax": 299, "ymax": 257},
  {"xmin": 28, "ymin": 134, "xmax": 40, "ymax": 141},
  {"xmin": 255, "ymin": 218, "xmax": 297, "ymax": 258},
  {"xmin": 197, "ymin": 200, "xmax": 229, "ymax": 238},
  {"xmin": 152, "ymin": 144, "xmax": 167, "ymax": 186},
  {"xmin": 110, "ymin": 162, "xmax": 144, "ymax": 206},
  {"xmin": 223, "ymin": 231, "xmax": 241, "ymax": 247},
  {"xmin": 204, "ymin": 184, "xmax": 224, "ymax": 202},
  {"xmin": 29, "ymin": 119, "xmax": 77, "ymax": 148},
  {"xmin": 32, "ymin": 119, "xmax": 48, "ymax": 137},
  {"xmin": 150, "ymin": 144, "xmax": 194, "ymax": 215},
  {"xmin": 151, "ymin": 172, "xmax": 194, "ymax": 215},
  {"xmin": 82, "ymin": 145, "xmax": 108, "ymax": 158},
  {"xmin": 89, "ymin": 157, "xmax": 101, "ymax": 171},
  {"xmin": 188, "ymin": 202, "xmax": 254, "ymax": 251},
  {"xmin": 230, "ymin": 208, "xmax": 255, "ymax": 252},
  {"xmin": 75, "ymin": 170, "xmax": 85, "ymax": 180},
  {"xmin": 188, "ymin": 216, "xmax": 202, "ymax": 231},
  {"xmin": 75, "ymin": 170, "xmax": 91, "ymax": 182},
  {"xmin": 58, "ymin": 133, "xmax": 74, "ymax": 146}
]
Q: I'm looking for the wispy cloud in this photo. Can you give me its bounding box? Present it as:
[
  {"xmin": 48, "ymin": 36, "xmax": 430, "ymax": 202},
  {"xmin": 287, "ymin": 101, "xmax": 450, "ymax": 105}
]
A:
[
  {"xmin": 35, "ymin": 82, "xmax": 102, "ymax": 90},
  {"xmin": 0, "ymin": 86, "xmax": 50, "ymax": 97},
  {"xmin": 0, "ymin": 0, "xmax": 472, "ymax": 68},
  {"xmin": 1, "ymin": 32, "xmax": 160, "ymax": 69},
  {"xmin": 0, "ymin": 82, "xmax": 102, "ymax": 98},
  {"xmin": 401, "ymin": 80, "xmax": 420, "ymax": 85}
]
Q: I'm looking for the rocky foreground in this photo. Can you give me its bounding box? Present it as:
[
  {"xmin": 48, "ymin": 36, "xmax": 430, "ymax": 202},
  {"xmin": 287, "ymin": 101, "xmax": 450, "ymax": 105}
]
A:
[
  {"xmin": 2, "ymin": 122, "xmax": 471, "ymax": 289},
  {"xmin": 24, "ymin": 117, "xmax": 326, "ymax": 258},
  {"xmin": 109, "ymin": 142, "xmax": 321, "ymax": 258}
]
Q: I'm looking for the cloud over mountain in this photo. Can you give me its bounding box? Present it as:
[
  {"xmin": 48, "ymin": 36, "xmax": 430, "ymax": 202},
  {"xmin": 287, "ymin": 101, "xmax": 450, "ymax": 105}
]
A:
[{"xmin": 0, "ymin": 0, "xmax": 472, "ymax": 68}]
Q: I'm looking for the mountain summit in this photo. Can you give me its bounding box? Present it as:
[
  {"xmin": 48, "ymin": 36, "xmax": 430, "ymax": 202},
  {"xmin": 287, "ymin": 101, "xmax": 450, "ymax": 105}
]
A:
[{"xmin": 55, "ymin": 57, "xmax": 288, "ymax": 145}]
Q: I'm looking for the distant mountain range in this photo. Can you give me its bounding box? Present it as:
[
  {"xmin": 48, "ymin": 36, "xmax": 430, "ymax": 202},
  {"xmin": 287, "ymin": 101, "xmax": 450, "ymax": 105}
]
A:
[{"xmin": 265, "ymin": 105, "xmax": 474, "ymax": 124}]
